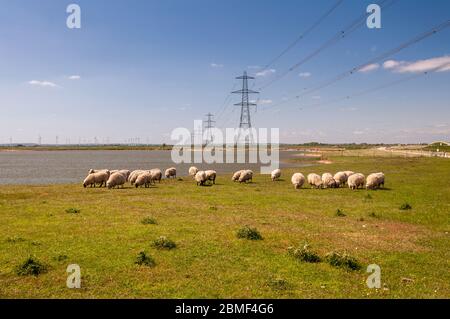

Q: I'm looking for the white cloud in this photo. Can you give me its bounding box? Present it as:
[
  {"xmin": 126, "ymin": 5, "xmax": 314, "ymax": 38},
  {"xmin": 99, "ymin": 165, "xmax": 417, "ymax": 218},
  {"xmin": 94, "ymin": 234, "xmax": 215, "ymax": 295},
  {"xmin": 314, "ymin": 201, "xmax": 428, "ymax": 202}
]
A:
[
  {"xmin": 255, "ymin": 69, "xmax": 276, "ymax": 77},
  {"xmin": 383, "ymin": 60, "xmax": 401, "ymax": 69},
  {"xmin": 251, "ymin": 99, "xmax": 272, "ymax": 105},
  {"xmin": 28, "ymin": 80, "xmax": 59, "ymax": 88},
  {"xmin": 299, "ymin": 72, "xmax": 311, "ymax": 78},
  {"xmin": 68, "ymin": 75, "xmax": 81, "ymax": 80},
  {"xmin": 358, "ymin": 63, "xmax": 380, "ymax": 73},
  {"xmin": 210, "ymin": 63, "xmax": 224, "ymax": 68},
  {"xmin": 383, "ymin": 56, "xmax": 450, "ymax": 73}
]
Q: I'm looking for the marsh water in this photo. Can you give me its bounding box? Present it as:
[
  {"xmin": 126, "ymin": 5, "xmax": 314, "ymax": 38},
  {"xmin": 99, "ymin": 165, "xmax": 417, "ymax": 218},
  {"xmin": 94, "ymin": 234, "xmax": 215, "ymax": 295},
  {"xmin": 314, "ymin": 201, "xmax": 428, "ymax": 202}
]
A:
[{"xmin": 0, "ymin": 150, "xmax": 307, "ymax": 185}]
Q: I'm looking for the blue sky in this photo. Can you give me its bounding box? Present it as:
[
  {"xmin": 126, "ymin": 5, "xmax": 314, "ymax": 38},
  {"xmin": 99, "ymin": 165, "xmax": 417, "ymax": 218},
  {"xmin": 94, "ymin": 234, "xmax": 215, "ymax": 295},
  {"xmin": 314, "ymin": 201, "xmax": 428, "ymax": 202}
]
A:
[{"xmin": 0, "ymin": 0, "xmax": 449, "ymax": 144}]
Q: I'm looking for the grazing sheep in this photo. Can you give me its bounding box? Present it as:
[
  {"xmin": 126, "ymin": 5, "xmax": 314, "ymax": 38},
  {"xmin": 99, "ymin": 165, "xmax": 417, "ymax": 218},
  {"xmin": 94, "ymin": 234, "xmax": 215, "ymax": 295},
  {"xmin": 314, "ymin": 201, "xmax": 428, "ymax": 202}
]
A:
[
  {"xmin": 88, "ymin": 169, "xmax": 110, "ymax": 177},
  {"xmin": 348, "ymin": 173, "xmax": 365, "ymax": 190},
  {"xmin": 333, "ymin": 171, "xmax": 348, "ymax": 187},
  {"xmin": 322, "ymin": 173, "xmax": 337, "ymax": 188},
  {"xmin": 271, "ymin": 169, "xmax": 281, "ymax": 181},
  {"xmin": 195, "ymin": 171, "xmax": 207, "ymax": 186},
  {"xmin": 366, "ymin": 172, "xmax": 385, "ymax": 190},
  {"xmin": 112, "ymin": 170, "xmax": 131, "ymax": 180},
  {"xmin": 238, "ymin": 170, "xmax": 253, "ymax": 183},
  {"xmin": 344, "ymin": 171, "xmax": 355, "ymax": 178},
  {"xmin": 307, "ymin": 173, "xmax": 323, "ymax": 189},
  {"xmin": 129, "ymin": 170, "xmax": 146, "ymax": 185},
  {"xmin": 291, "ymin": 173, "xmax": 305, "ymax": 189},
  {"xmin": 150, "ymin": 168, "xmax": 162, "ymax": 183},
  {"xmin": 106, "ymin": 172, "xmax": 127, "ymax": 189},
  {"xmin": 189, "ymin": 166, "xmax": 199, "ymax": 177},
  {"xmin": 83, "ymin": 171, "xmax": 110, "ymax": 188},
  {"xmin": 165, "ymin": 167, "xmax": 177, "ymax": 179},
  {"xmin": 135, "ymin": 171, "xmax": 153, "ymax": 188},
  {"xmin": 232, "ymin": 170, "xmax": 245, "ymax": 182},
  {"xmin": 205, "ymin": 170, "xmax": 217, "ymax": 184}
]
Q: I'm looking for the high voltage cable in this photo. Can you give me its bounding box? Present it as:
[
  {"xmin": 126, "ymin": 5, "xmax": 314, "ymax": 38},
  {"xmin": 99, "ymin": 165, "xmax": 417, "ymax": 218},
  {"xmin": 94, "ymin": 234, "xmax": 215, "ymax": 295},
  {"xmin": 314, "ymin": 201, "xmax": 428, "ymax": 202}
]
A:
[
  {"xmin": 258, "ymin": 0, "xmax": 397, "ymax": 90},
  {"xmin": 261, "ymin": 61, "xmax": 450, "ymax": 114},
  {"xmin": 265, "ymin": 19, "xmax": 450, "ymax": 110},
  {"xmin": 261, "ymin": 0, "xmax": 344, "ymax": 71}
]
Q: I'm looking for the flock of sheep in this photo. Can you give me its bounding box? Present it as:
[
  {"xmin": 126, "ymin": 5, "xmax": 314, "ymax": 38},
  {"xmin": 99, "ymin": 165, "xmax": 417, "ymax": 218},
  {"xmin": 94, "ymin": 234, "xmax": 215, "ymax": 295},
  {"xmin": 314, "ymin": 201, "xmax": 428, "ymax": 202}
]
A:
[
  {"xmin": 82, "ymin": 166, "xmax": 385, "ymax": 190},
  {"xmin": 289, "ymin": 170, "xmax": 385, "ymax": 190}
]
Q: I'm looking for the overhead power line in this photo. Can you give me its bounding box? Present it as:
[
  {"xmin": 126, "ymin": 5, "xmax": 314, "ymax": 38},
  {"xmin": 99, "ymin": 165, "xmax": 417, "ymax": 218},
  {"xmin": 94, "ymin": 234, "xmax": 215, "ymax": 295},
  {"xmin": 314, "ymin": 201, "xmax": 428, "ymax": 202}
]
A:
[
  {"xmin": 266, "ymin": 19, "xmax": 450, "ymax": 110},
  {"xmin": 261, "ymin": 0, "xmax": 344, "ymax": 71},
  {"xmin": 261, "ymin": 61, "xmax": 450, "ymax": 115},
  {"xmin": 259, "ymin": 0, "xmax": 397, "ymax": 90}
]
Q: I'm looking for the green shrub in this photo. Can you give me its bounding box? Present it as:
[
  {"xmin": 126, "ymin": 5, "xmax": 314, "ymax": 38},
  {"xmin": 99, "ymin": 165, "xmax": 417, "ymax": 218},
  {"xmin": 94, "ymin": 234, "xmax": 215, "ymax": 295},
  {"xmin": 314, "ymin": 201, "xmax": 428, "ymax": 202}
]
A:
[
  {"xmin": 288, "ymin": 244, "xmax": 321, "ymax": 263},
  {"xmin": 135, "ymin": 251, "xmax": 156, "ymax": 267},
  {"xmin": 236, "ymin": 226, "xmax": 263, "ymax": 240},
  {"xmin": 141, "ymin": 217, "xmax": 157, "ymax": 225},
  {"xmin": 335, "ymin": 209, "xmax": 346, "ymax": 217},
  {"xmin": 325, "ymin": 252, "xmax": 361, "ymax": 271},
  {"xmin": 16, "ymin": 256, "xmax": 47, "ymax": 276},
  {"xmin": 151, "ymin": 236, "xmax": 176, "ymax": 250},
  {"xmin": 65, "ymin": 208, "xmax": 80, "ymax": 214},
  {"xmin": 267, "ymin": 277, "xmax": 290, "ymax": 290},
  {"xmin": 400, "ymin": 203, "xmax": 412, "ymax": 210}
]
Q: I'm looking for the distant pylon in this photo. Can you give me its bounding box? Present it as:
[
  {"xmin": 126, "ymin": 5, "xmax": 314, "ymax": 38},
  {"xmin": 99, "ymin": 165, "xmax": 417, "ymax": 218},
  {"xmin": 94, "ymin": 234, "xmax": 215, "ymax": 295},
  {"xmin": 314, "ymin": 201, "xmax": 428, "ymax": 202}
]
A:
[
  {"xmin": 232, "ymin": 71, "xmax": 259, "ymax": 129},
  {"xmin": 204, "ymin": 113, "xmax": 215, "ymax": 144}
]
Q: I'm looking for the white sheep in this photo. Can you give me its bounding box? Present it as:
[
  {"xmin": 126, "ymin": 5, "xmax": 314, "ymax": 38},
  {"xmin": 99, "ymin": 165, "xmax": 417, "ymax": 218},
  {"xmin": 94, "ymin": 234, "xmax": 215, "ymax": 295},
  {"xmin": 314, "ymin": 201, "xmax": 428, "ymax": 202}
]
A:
[
  {"xmin": 238, "ymin": 170, "xmax": 253, "ymax": 183},
  {"xmin": 83, "ymin": 171, "xmax": 110, "ymax": 188},
  {"xmin": 232, "ymin": 170, "xmax": 244, "ymax": 182},
  {"xmin": 333, "ymin": 172, "xmax": 348, "ymax": 187},
  {"xmin": 344, "ymin": 171, "xmax": 355, "ymax": 178},
  {"xmin": 271, "ymin": 169, "xmax": 281, "ymax": 181},
  {"xmin": 150, "ymin": 168, "xmax": 162, "ymax": 183},
  {"xmin": 291, "ymin": 173, "xmax": 305, "ymax": 189},
  {"xmin": 135, "ymin": 171, "xmax": 153, "ymax": 188},
  {"xmin": 88, "ymin": 169, "xmax": 110, "ymax": 177},
  {"xmin": 205, "ymin": 170, "xmax": 217, "ymax": 184},
  {"xmin": 129, "ymin": 170, "xmax": 145, "ymax": 185},
  {"xmin": 366, "ymin": 172, "xmax": 385, "ymax": 190},
  {"xmin": 189, "ymin": 166, "xmax": 199, "ymax": 177},
  {"xmin": 195, "ymin": 171, "xmax": 207, "ymax": 186},
  {"xmin": 348, "ymin": 173, "xmax": 365, "ymax": 190},
  {"xmin": 165, "ymin": 167, "xmax": 177, "ymax": 179},
  {"xmin": 106, "ymin": 172, "xmax": 127, "ymax": 189},
  {"xmin": 322, "ymin": 173, "xmax": 337, "ymax": 188},
  {"xmin": 307, "ymin": 173, "xmax": 322, "ymax": 189}
]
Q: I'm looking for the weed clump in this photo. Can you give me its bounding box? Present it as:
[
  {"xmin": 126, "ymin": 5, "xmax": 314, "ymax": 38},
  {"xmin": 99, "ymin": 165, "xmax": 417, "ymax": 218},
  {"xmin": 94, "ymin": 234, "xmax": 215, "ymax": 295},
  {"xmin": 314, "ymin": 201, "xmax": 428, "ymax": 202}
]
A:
[
  {"xmin": 267, "ymin": 277, "xmax": 290, "ymax": 290},
  {"xmin": 236, "ymin": 226, "xmax": 263, "ymax": 240},
  {"xmin": 400, "ymin": 203, "xmax": 412, "ymax": 210},
  {"xmin": 6, "ymin": 236, "xmax": 26, "ymax": 243},
  {"xmin": 141, "ymin": 217, "xmax": 157, "ymax": 225},
  {"xmin": 335, "ymin": 209, "xmax": 346, "ymax": 217},
  {"xmin": 135, "ymin": 251, "xmax": 156, "ymax": 267},
  {"xmin": 65, "ymin": 208, "xmax": 80, "ymax": 214},
  {"xmin": 325, "ymin": 251, "xmax": 361, "ymax": 271},
  {"xmin": 15, "ymin": 256, "xmax": 47, "ymax": 276},
  {"xmin": 288, "ymin": 244, "xmax": 321, "ymax": 263},
  {"xmin": 152, "ymin": 236, "xmax": 176, "ymax": 250}
]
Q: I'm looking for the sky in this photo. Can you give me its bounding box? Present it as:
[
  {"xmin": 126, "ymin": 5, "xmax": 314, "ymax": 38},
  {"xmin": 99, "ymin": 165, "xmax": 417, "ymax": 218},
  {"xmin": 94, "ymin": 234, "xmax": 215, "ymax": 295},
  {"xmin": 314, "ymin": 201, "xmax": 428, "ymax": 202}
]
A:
[{"xmin": 0, "ymin": 0, "xmax": 449, "ymax": 144}]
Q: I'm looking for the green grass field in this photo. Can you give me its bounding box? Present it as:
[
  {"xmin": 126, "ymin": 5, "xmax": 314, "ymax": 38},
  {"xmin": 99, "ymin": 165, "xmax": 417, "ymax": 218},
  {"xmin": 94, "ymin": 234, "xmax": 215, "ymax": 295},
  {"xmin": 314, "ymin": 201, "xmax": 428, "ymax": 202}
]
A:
[{"xmin": 0, "ymin": 156, "xmax": 449, "ymax": 298}]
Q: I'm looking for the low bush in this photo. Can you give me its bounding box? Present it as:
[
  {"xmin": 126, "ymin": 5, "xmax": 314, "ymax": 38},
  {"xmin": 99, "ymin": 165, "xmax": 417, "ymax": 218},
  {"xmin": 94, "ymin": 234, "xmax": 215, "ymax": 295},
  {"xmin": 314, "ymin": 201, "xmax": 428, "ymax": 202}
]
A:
[
  {"xmin": 16, "ymin": 256, "xmax": 47, "ymax": 276},
  {"xmin": 236, "ymin": 226, "xmax": 263, "ymax": 240},
  {"xmin": 152, "ymin": 236, "xmax": 176, "ymax": 250},
  {"xmin": 325, "ymin": 251, "xmax": 361, "ymax": 271}
]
